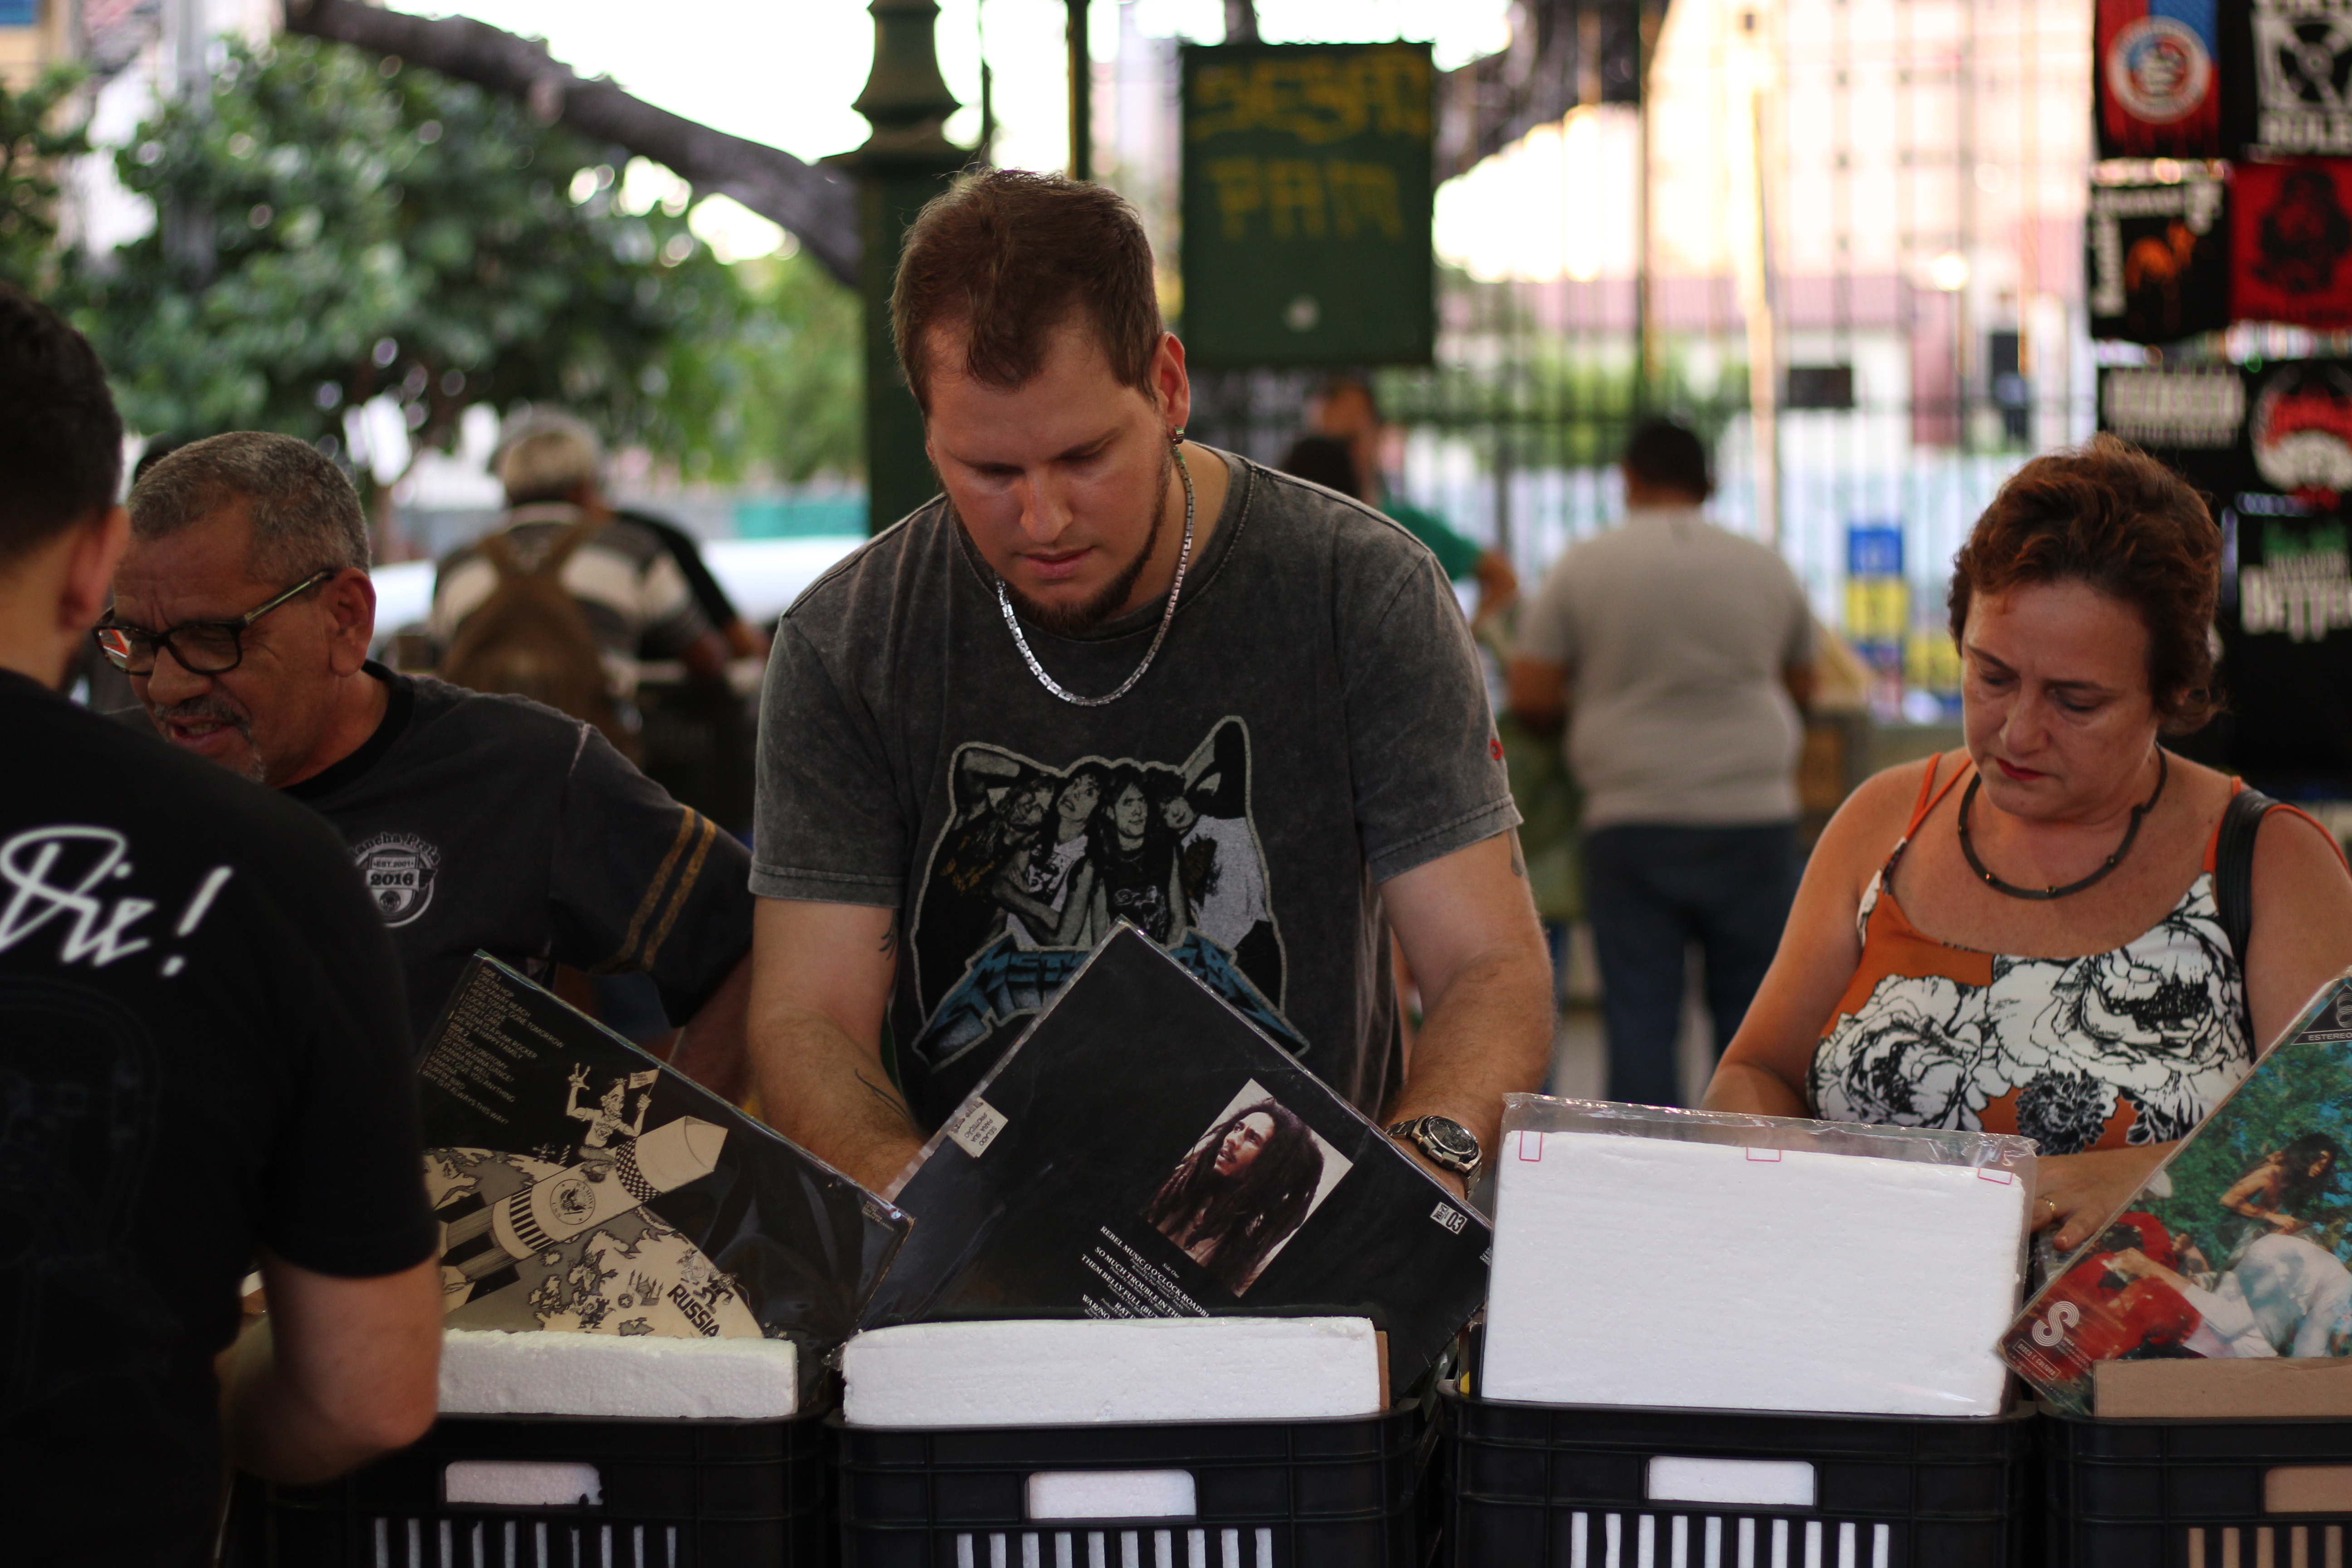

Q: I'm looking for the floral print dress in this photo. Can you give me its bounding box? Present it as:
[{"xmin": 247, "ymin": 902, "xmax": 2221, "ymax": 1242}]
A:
[{"xmin": 1808, "ymin": 758, "xmax": 2254, "ymax": 1156}]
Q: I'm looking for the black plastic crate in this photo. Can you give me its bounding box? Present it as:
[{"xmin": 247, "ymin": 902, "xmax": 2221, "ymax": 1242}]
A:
[
  {"xmin": 2047, "ymin": 1411, "xmax": 2352, "ymax": 1568},
  {"xmin": 834, "ymin": 1403, "xmax": 1427, "ymax": 1568},
  {"xmin": 1441, "ymin": 1385, "xmax": 2036, "ymax": 1568},
  {"xmin": 226, "ymin": 1410, "xmax": 830, "ymax": 1567}
]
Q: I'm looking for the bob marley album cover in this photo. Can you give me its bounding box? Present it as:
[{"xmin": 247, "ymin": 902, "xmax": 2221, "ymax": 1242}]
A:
[
  {"xmin": 2002, "ymin": 968, "xmax": 2352, "ymax": 1415},
  {"xmin": 859, "ymin": 927, "xmax": 1493, "ymax": 1392},
  {"xmin": 415, "ymin": 955, "xmax": 910, "ymax": 1391}
]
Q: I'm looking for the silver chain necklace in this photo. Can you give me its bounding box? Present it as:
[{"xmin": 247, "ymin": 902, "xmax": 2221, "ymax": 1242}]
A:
[{"xmin": 996, "ymin": 436, "xmax": 1196, "ymax": 707}]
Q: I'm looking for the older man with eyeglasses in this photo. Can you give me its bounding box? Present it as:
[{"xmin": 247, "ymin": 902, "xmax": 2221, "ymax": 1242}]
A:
[{"xmin": 105, "ymin": 433, "xmax": 759, "ymax": 1097}]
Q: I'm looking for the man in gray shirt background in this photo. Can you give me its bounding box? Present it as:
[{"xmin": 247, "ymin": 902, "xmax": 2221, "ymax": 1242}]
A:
[{"xmin": 1508, "ymin": 419, "xmax": 1815, "ymax": 1107}]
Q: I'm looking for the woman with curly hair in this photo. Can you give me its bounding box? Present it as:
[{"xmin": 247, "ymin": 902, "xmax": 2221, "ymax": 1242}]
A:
[
  {"xmin": 1708, "ymin": 436, "xmax": 2352, "ymax": 1253},
  {"xmin": 1144, "ymin": 1099, "xmax": 1326, "ymax": 1294}
]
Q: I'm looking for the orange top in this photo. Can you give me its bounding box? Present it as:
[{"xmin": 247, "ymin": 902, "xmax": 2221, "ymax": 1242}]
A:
[{"xmin": 1808, "ymin": 756, "xmax": 2288, "ymax": 1155}]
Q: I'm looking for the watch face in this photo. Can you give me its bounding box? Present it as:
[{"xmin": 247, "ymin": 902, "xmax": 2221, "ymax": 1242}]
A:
[{"xmin": 1423, "ymin": 1117, "xmax": 1479, "ymax": 1161}]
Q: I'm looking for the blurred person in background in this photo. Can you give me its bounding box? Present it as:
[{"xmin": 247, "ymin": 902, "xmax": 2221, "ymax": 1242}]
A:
[
  {"xmin": 1312, "ymin": 374, "xmax": 1517, "ymax": 623},
  {"xmin": 431, "ymin": 411, "xmax": 730, "ymax": 758},
  {"xmin": 1707, "ymin": 437, "xmax": 2352, "ymax": 1253},
  {"xmin": 489, "ymin": 408, "xmax": 769, "ymax": 662},
  {"xmin": 0, "ymin": 286, "xmax": 439, "ymax": 1566},
  {"xmin": 1509, "ymin": 418, "xmax": 1815, "ymax": 1107},
  {"xmin": 108, "ymin": 433, "xmax": 759, "ymax": 1098},
  {"xmin": 483, "ymin": 410, "xmax": 764, "ymax": 838}
]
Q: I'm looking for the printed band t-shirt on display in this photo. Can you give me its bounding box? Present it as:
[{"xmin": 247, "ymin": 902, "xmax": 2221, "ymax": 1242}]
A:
[
  {"xmin": 752, "ymin": 449, "xmax": 1518, "ymax": 1128},
  {"xmin": 0, "ymin": 670, "xmax": 435, "ymax": 1568},
  {"xmin": 283, "ymin": 665, "xmax": 756, "ymax": 1047}
]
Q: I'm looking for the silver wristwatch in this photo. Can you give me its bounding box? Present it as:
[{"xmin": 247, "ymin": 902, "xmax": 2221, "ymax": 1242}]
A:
[{"xmin": 1387, "ymin": 1114, "xmax": 1482, "ymax": 1178}]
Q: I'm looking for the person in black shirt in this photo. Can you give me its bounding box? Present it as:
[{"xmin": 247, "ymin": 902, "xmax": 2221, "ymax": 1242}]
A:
[
  {"xmin": 105, "ymin": 432, "xmax": 759, "ymax": 1098},
  {"xmin": 0, "ymin": 286, "xmax": 441, "ymax": 1567}
]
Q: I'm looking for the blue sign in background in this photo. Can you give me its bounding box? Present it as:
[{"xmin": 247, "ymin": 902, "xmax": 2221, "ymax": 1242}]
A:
[{"xmin": 1847, "ymin": 523, "xmax": 1905, "ymax": 578}]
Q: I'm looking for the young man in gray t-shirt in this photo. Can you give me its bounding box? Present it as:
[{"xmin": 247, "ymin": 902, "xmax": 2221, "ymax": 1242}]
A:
[{"xmin": 747, "ymin": 171, "xmax": 1554, "ymax": 1197}]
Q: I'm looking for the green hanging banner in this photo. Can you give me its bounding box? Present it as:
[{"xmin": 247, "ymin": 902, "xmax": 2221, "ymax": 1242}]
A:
[{"xmin": 1179, "ymin": 40, "xmax": 1436, "ymax": 368}]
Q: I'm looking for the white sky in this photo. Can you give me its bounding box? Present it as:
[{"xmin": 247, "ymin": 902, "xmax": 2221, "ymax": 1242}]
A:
[{"xmin": 431, "ymin": 0, "xmax": 1516, "ymax": 260}]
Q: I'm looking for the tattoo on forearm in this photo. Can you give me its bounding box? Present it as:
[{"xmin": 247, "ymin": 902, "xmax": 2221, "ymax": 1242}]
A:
[
  {"xmin": 856, "ymin": 1069, "xmax": 917, "ymax": 1130},
  {"xmin": 879, "ymin": 918, "xmax": 899, "ymax": 956}
]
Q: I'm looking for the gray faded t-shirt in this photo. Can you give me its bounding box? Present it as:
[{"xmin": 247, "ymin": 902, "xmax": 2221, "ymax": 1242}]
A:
[
  {"xmin": 1517, "ymin": 505, "xmax": 1813, "ymax": 830},
  {"xmin": 753, "ymin": 451, "xmax": 1517, "ymax": 1129}
]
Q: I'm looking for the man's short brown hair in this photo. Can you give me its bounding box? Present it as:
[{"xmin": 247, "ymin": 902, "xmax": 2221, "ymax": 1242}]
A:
[{"xmin": 892, "ymin": 170, "xmax": 1163, "ymax": 412}]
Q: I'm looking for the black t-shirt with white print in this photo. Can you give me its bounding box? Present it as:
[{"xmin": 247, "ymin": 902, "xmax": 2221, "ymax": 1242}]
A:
[
  {"xmin": 284, "ymin": 665, "xmax": 755, "ymax": 1045},
  {"xmin": 754, "ymin": 450, "xmax": 1519, "ymax": 1128},
  {"xmin": 0, "ymin": 669, "xmax": 434, "ymax": 1568}
]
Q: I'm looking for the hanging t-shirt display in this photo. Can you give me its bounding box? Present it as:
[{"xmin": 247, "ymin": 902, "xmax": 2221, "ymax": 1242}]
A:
[
  {"xmin": 2089, "ymin": 174, "xmax": 2230, "ymax": 342},
  {"xmin": 2231, "ymin": 161, "xmax": 2352, "ymax": 328},
  {"xmin": 2230, "ymin": 0, "xmax": 2352, "ymax": 155},
  {"xmin": 2098, "ymin": 0, "xmax": 2223, "ymax": 157},
  {"xmin": 2097, "ymin": 363, "xmax": 2250, "ymax": 502},
  {"xmin": 2223, "ymin": 362, "xmax": 2352, "ymax": 792}
]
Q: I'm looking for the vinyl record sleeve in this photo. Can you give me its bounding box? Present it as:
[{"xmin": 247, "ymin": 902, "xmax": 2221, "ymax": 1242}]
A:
[
  {"xmin": 415, "ymin": 954, "xmax": 910, "ymax": 1400},
  {"xmin": 2000, "ymin": 969, "xmax": 2352, "ymax": 1416},
  {"xmin": 860, "ymin": 927, "xmax": 1492, "ymax": 1392}
]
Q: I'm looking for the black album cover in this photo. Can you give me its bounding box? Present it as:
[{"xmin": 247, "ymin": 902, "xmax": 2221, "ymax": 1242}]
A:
[
  {"xmin": 416, "ymin": 956, "xmax": 910, "ymax": 1394},
  {"xmin": 859, "ymin": 927, "xmax": 1493, "ymax": 1392}
]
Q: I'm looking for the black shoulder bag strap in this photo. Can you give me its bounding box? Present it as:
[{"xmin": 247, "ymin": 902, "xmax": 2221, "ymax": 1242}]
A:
[{"xmin": 2215, "ymin": 785, "xmax": 2276, "ymax": 1043}]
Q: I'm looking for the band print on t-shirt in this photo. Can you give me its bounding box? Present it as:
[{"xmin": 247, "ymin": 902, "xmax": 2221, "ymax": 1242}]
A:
[{"xmin": 906, "ymin": 717, "xmax": 1302, "ymax": 1079}]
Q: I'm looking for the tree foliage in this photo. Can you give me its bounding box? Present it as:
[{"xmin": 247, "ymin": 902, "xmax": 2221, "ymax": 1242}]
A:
[
  {"xmin": 0, "ymin": 64, "xmax": 93, "ymax": 294},
  {"xmin": 665, "ymin": 246, "xmax": 862, "ymax": 485},
  {"xmin": 68, "ymin": 35, "xmax": 860, "ymax": 486}
]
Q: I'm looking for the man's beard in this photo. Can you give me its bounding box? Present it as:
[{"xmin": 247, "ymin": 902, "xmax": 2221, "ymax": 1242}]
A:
[
  {"xmin": 979, "ymin": 443, "xmax": 1173, "ymax": 638},
  {"xmin": 149, "ymin": 693, "xmax": 268, "ymax": 784}
]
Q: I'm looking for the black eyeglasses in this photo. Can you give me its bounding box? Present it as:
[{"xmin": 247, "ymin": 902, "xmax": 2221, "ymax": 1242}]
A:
[{"xmin": 93, "ymin": 570, "xmax": 336, "ymax": 676}]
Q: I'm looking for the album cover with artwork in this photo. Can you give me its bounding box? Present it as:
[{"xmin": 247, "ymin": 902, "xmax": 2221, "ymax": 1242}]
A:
[
  {"xmin": 859, "ymin": 927, "xmax": 1494, "ymax": 1392},
  {"xmin": 415, "ymin": 955, "xmax": 911, "ymax": 1394},
  {"xmin": 2000, "ymin": 968, "xmax": 2352, "ymax": 1416}
]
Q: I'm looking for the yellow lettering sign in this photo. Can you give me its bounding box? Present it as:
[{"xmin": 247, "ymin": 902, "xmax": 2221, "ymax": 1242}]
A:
[
  {"xmin": 1199, "ymin": 157, "xmax": 1408, "ymax": 243},
  {"xmin": 1207, "ymin": 156, "xmax": 1262, "ymax": 241},
  {"xmin": 1188, "ymin": 47, "xmax": 1432, "ymax": 144}
]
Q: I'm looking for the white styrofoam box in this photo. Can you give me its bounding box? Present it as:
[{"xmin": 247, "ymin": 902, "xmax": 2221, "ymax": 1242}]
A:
[
  {"xmin": 438, "ymin": 1328, "xmax": 798, "ymax": 1420},
  {"xmin": 840, "ymin": 1316, "xmax": 1381, "ymax": 1428},
  {"xmin": 1483, "ymin": 1129, "xmax": 2026, "ymax": 1416}
]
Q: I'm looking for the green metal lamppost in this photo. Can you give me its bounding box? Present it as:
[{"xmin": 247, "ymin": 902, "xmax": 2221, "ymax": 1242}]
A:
[{"xmin": 845, "ymin": 0, "xmax": 967, "ymax": 534}]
